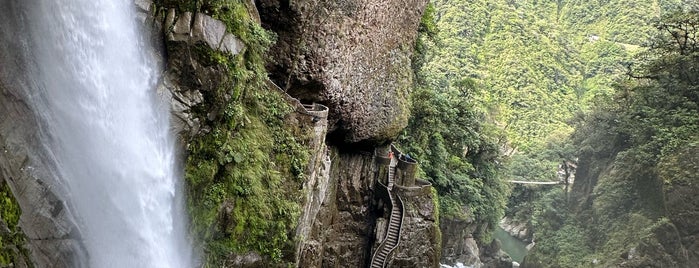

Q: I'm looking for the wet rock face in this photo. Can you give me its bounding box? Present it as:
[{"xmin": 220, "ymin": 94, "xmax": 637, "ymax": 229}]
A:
[
  {"xmin": 440, "ymin": 214, "xmax": 481, "ymax": 267},
  {"xmin": 388, "ymin": 186, "xmax": 441, "ymax": 268},
  {"xmin": 480, "ymin": 239, "xmax": 513, "ymax": 268},
  {"xmin": 499, "ymin": 217, "xmax": 531, "ymax": 242},
  {"xmin": 0, "ymin": 3, "xmax": 87, "ymax": 267},
  {"xmin": 0, "ymin": 84, "xmax": 85, "ymax": 268},
  {"xmin": 297, "ymin": 149, "xmax": 377, "ymax": 267},
  {"xmin": 257, "ymin": 0, "xmax": 429, "ymax": 145}
]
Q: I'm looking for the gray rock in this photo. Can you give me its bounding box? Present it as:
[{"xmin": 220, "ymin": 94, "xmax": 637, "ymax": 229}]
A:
[
  {"xmin": 481, "ymin": 240, "xmax": 513, "ymax": 268},
  {"xmin": 294, "ymin": 106, "xmax": 330, "ymax": 266},
  {"xmin": 1, "ymin": 82, "xmax": 87, "ymax": 268},
  {"xmin": 229, "ymin": 252, "xmax": 263, "ymax": 267},
  {"xmin": 191, "ymin": 13, "xmax": 226, "ymax": 49},
  {"xmin": 259, "ymin": 0, "xmax": 429, "ymax": 144},
  {"xmin": 134, "ymin": 0, "xmax": 151, "ymax": 12},
  {"xmin": 173, "ymin": 12, "xmax": 192, "ymax": 34},
  {"xmin": 388, "ymin": 184, "xmax": 441, "ymax": 268},
  {"xmin": 164, "ymin": 8, "xmax": 176, "ymax": 32},
  {"xmin": 441, "ymin": 212, "xmax": 481, "ymax": 267},
  {"xmin": 1, "ymin": 5, "xmax": 89, "ymax": 266},
  {"xmin": 220, "ymin": 33, "xmax": 245, "ymax": 55},
  {"xmin": 296, "ymin": 149, "xmax": 379, "ymax": 267},
  {"xmin": 135, "ymin": 11, "xmax": 148, "ymax": 24}
]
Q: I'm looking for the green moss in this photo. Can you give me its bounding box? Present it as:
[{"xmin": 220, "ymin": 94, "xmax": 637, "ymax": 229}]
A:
[
  {"xmin": 155, "ymin": 0, "xmax": 310, "ymax": 265},
  {"xmin": 0, "ymin": 179, "xmax": 30, "ymax": 267},
  {"xmin": 430, "ymin": 187, "xmax": 442, "ymax": 256}
]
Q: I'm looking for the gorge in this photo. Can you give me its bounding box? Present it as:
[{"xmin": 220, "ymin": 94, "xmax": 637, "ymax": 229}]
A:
[{"xmin": 2, "ymin": 0, "xmax": 698, "ymax": 267}]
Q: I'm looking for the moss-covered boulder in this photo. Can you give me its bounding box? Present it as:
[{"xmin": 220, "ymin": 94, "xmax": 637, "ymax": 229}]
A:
[{"xmin": 258, "ymin": 0, "xmax": 429, "ymax": 145}]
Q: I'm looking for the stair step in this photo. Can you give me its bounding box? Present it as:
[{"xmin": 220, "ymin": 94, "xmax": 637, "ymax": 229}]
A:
[{"xmin": 371, "ymin": 162, "xmax": 403, "ymax": 268}]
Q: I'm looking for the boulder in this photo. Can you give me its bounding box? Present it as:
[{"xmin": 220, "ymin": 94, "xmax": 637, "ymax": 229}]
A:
[
  {"xmin": 191, "ymin": 13, "xmax": 226, "ymax": 49},
  {"xmin": 258, "ymin": 0, "xmax": 429, "ymax": 144},
  {"xmin": 173, "ymin": 12, "xmax": 192, "ymax": 35},
  {"xmin": 440, "ymin": 209, "xmax": 482, "ymax": 267},
  {"xmin": 134, "ymin": 0, "xmax": 151, "ymax": 12},
  {"xmin": 220, "ymin": 33, "xmax": 245, "ymax": 55}
]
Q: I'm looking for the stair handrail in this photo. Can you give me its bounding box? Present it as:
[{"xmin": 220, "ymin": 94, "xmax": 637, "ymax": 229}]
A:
[
  {"xmin": 369, "ymin": 184, "xmax": 393, "ymax": 266},
  {"xmin": 370, "ymin": 156, "xmax": 403, "ymax": 268},
  {"xmin": 381, "ymin": 191, "xmax": 404, "ymax": 268}
]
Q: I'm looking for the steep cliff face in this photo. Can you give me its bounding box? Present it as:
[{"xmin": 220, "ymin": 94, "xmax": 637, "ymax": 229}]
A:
[
  {"xmin": 1, "ymin": 0, "xmax": 436, "ymax": 266},
  {"xmin": 0, "ymin": 3, "xmax": 87, "ymax": 267},
  {"xmin": 298, "ymin": 149, "xmax": 376, "ymax": 267},
  {"xmin": 440, "ymin": 215, "xmax": 481, "ymax": 266},
  {"xmin": 440, "ymin": 211, "xmax": 514, "ymax": 268},
  {"xmin": 0, "ymin": 83, "xmax": 81, "ymax": 268},
  {"xmin": 657, "ymin": 143, "xmax": 699, "ymax": 265},
  {"xmin": 388, "ymin": 184, "xmax": 441, "ymax": 267},
  {"xmin": 255, "ymin": 0, "xmax": 438, "ymax": 267},
  {"xmin": 524, "ymin": 141, "xmax": 699, "ymax": 267},
  {"xmin": 258, "ymin": 0, "xmax": 428, "ymax": 145},
  {"xmin": 155, "ymin": 0, "xmax": 437, "ymax": 266}
]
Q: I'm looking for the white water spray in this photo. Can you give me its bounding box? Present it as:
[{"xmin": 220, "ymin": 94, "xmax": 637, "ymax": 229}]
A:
[{"xmin": 24, "ymin": 0, "xmax": 193, "ymax": 267}]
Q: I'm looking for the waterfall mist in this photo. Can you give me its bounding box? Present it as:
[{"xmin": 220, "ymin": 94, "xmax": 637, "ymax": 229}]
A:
[{"xmin": 17, "ymin": 0, "xmax": 193, "ymax": 266}]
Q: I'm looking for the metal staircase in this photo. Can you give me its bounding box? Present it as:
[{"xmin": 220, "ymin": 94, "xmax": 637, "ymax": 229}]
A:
[{"xmin": 370, "ymin": 157, "xmax": 404, "ymax": 268}]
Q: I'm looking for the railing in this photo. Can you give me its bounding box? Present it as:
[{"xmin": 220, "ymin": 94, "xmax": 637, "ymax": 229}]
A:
[
  {"xmin": 381, "ymin": 192, "xmax": 404, "ymax": 267},
  {"xmin": 370, "ymin": 157, "xmax": 404, "ymax": 268},
  {"xmin": 265, "ymin": 79, "xmax": 329, "ymax": 118}
]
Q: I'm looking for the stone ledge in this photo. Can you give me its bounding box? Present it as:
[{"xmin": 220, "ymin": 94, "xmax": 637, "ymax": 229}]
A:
[{"xmin": 162, "ymin": 8, "xmax": 246, "ymax": 56}]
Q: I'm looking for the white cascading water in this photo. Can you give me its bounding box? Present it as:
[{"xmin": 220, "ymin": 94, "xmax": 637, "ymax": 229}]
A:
[{"xmin": 24, "ymin": 0, "xmax": 193, "ymax": 267}]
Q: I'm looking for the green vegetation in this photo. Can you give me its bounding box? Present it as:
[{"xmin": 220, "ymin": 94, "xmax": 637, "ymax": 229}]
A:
[
  {"xmin": 526, "ymin": 6, "xmax": 699, "ymax": 267},
  {"xmin": 406, "ymin": 0, "xmax": 698, "ymax": 265},
  {"xmin": 156, "ymin": 0, "xmax": 311, "ymax": 265},
  {"xmin": 152, "ymin": 0, "xmax": 697, "ymax": 266},
  {"xmin": 399, "ymin": 2, "xmax": 510, "ymax": 243},
  {"xmin": 0, "ymin": 179, "xmax": 30, "ymax": 267}
]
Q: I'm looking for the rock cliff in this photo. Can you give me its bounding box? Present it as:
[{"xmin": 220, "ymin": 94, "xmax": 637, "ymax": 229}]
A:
[
  {"xmin": 523, "ymin": 141, "xmax": 699, "ymax": 267},
  {"xmin": 0, "ymin": 2, "xmax": 87, "ymax": 266},
  {"xmin": 439, "ymin": 210, "xmax": 515, "ymax": 268},
  {"xmin": 152, "ymin": 0, "xmax": 438, "ymax": 266},
  {"xmin": 0, "ymin": 0, "xmax": 438, "ymax": 267},
  {"xmin": 440, "ymin": 214, "xmax": 481, "ymax": 266},
  {"xmin": 258, "ymin": 0, "xmax": 428, "ymax": 145}
]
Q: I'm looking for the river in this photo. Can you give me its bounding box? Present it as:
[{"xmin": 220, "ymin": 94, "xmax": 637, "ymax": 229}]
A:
[{"xmin": 494, "ymin": 226, "xmax": 529, "ymax": 263}]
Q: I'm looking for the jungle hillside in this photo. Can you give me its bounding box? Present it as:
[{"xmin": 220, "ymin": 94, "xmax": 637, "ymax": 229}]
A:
[{"xmin": 399, "ymin": 0, "xmax": 699, "ymax": 266}]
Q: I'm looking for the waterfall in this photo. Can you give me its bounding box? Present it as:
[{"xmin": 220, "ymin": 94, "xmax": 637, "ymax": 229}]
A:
[{"xmin": 19, "ymin": 0, "xmax": 193, "ymax": 267}]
